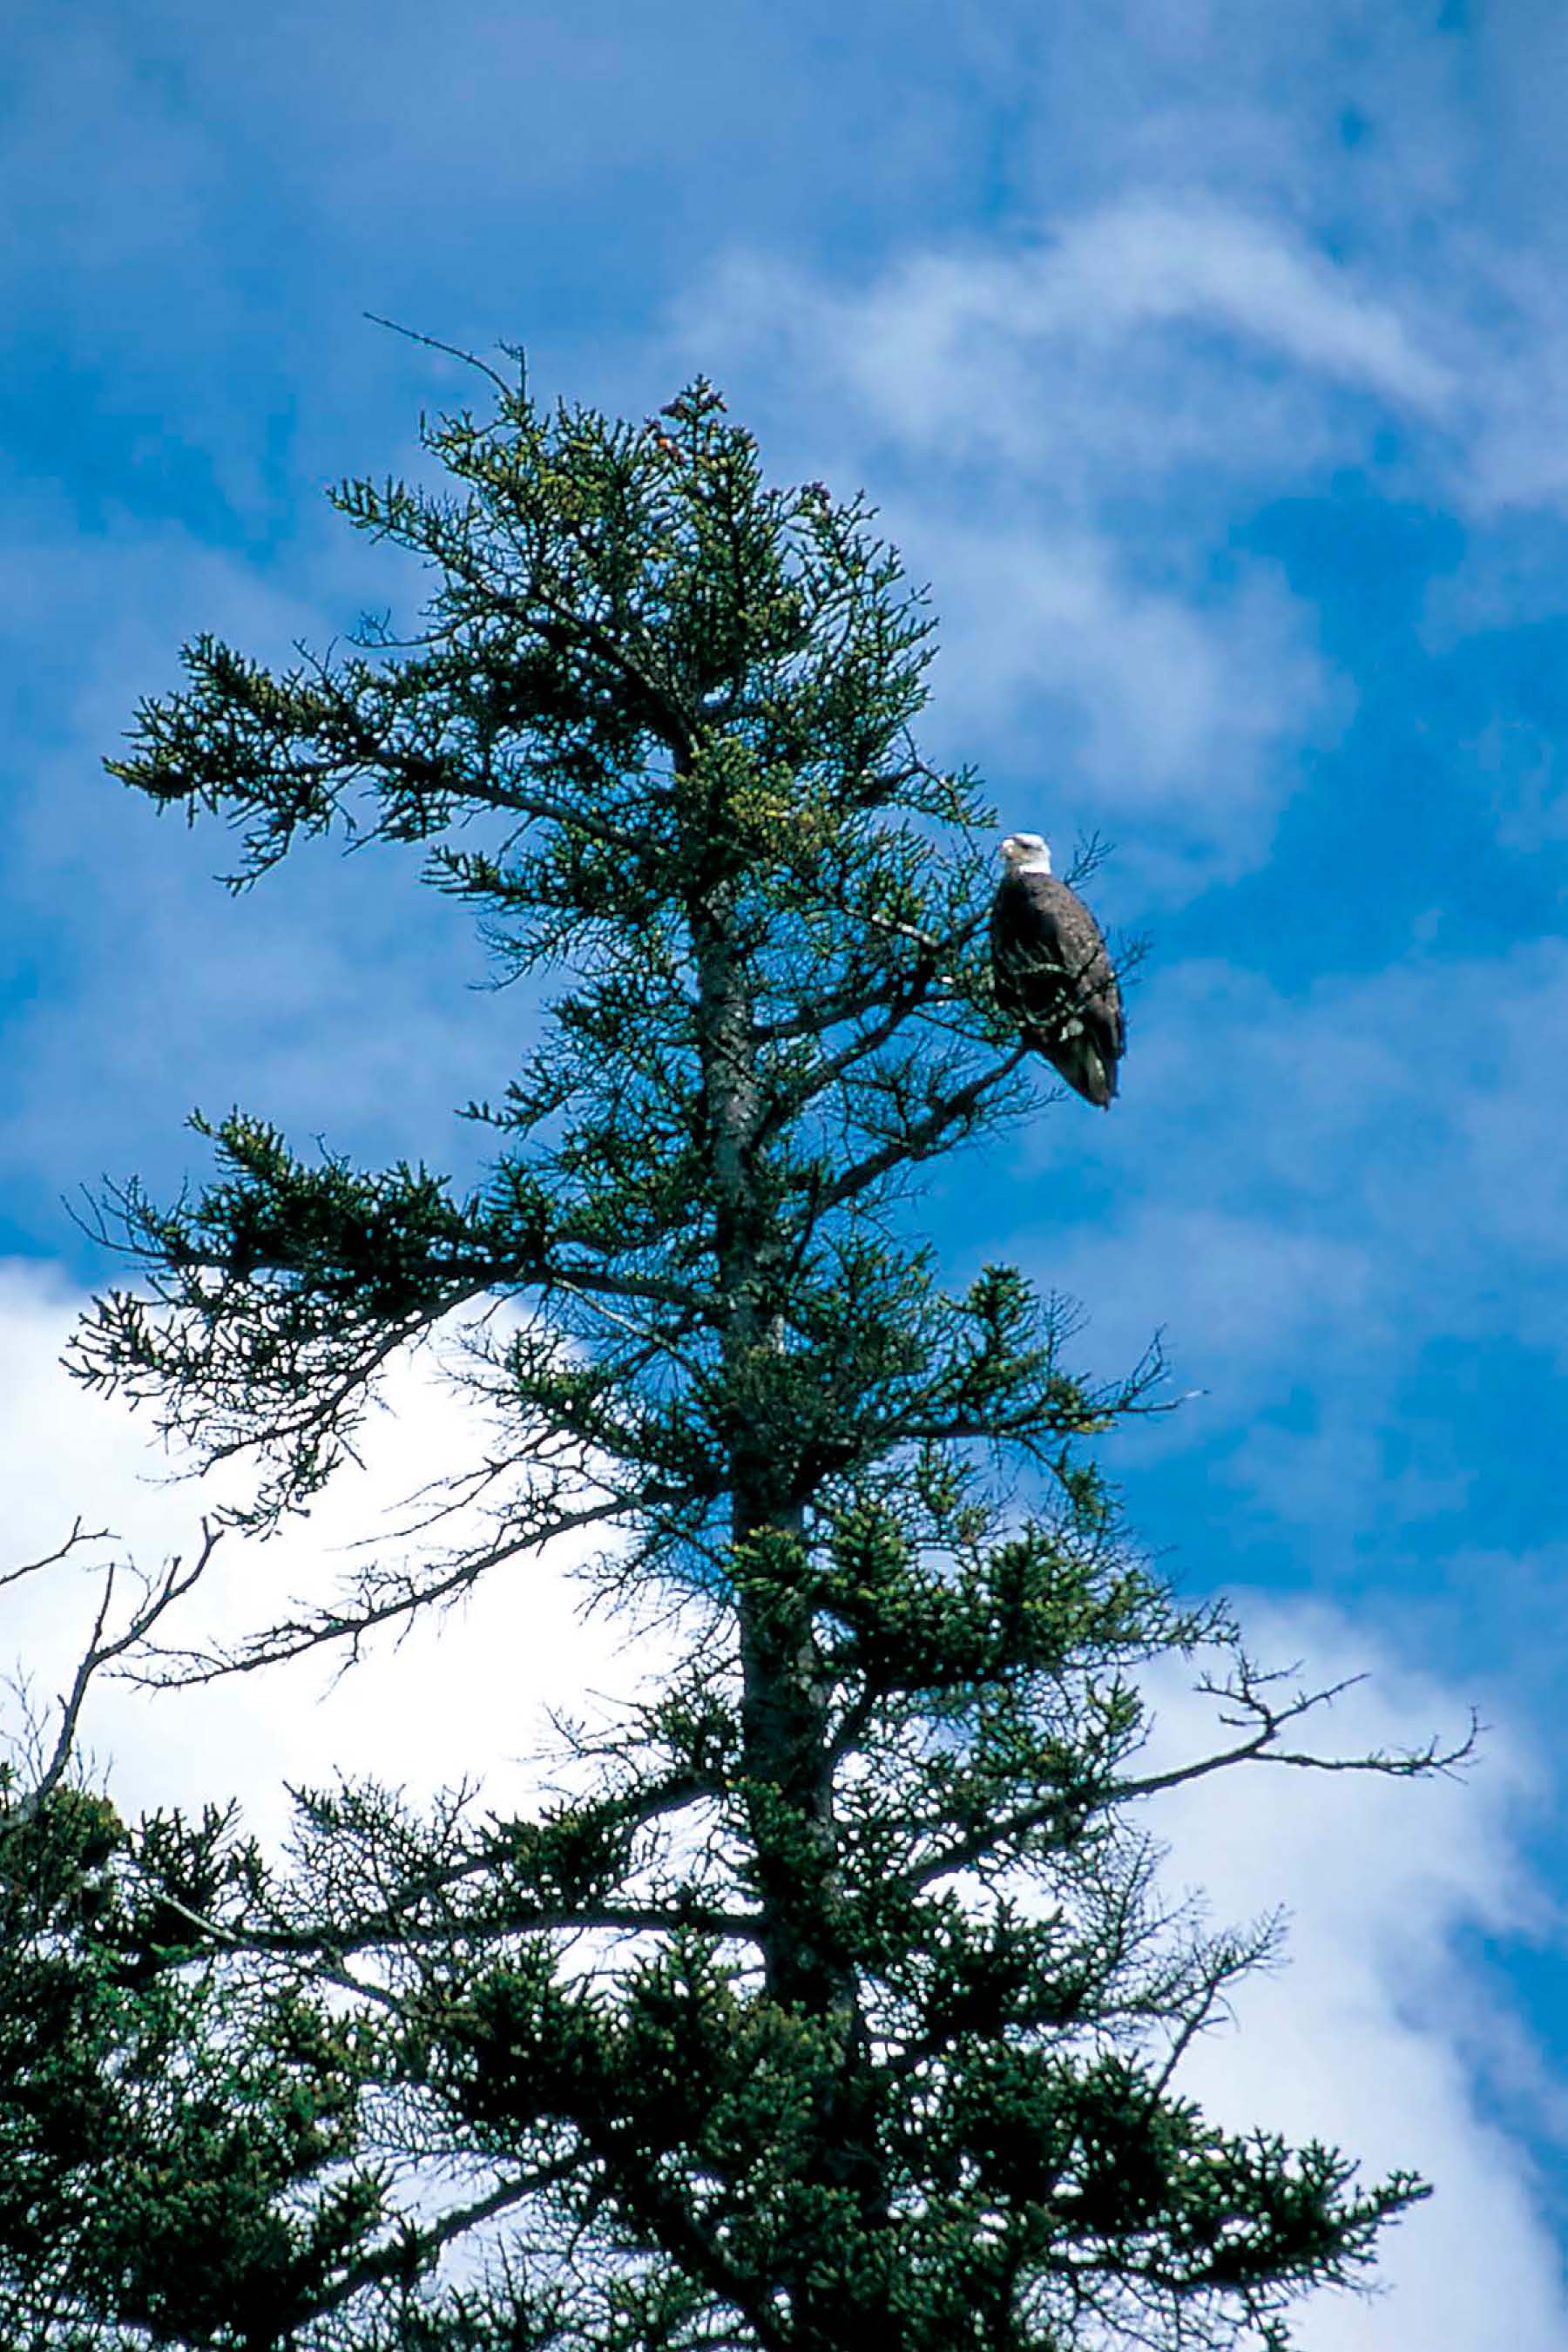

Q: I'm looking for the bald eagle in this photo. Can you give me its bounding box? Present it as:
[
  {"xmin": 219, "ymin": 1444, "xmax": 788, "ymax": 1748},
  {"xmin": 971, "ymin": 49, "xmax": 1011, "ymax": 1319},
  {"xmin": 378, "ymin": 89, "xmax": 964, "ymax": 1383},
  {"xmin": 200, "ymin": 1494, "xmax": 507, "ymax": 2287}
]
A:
[{"xmin": 990, "ymin": 834, "xmax": 1124, "ymax": 1108}]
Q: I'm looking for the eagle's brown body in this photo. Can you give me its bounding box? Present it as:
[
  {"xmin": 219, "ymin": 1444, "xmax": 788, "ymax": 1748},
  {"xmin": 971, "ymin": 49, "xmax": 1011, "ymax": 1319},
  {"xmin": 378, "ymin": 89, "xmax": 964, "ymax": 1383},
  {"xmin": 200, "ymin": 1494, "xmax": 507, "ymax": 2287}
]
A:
[{"xmin": 990, "ymin": 838, "xmax": 1124, "ymax": 1108}]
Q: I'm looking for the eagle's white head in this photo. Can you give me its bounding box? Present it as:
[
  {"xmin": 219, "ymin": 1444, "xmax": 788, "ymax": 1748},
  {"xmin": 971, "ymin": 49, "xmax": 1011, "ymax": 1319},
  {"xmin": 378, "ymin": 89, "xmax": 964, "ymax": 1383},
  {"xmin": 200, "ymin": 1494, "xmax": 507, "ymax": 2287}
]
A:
[{"xmin": 1000, "ymin": 832, "xmax": 1052, "ymax": 875}]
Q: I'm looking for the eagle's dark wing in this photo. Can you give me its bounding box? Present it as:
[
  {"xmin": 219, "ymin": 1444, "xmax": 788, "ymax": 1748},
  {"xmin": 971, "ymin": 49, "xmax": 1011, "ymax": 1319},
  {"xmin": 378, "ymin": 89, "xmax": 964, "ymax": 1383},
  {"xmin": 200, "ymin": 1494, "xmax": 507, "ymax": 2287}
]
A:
[{"xmin": 990, "ymin": 871, "xmax": 1123, "ymax": 1107}]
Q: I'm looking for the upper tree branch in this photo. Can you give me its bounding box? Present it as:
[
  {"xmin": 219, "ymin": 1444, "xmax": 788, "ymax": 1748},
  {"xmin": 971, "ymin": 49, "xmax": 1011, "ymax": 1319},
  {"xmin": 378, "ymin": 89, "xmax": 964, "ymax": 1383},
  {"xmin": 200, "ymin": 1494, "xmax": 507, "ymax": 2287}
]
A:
[{"xmin": 814, "ymin": 1048, "xmax": 1031, "ymax": 1214}]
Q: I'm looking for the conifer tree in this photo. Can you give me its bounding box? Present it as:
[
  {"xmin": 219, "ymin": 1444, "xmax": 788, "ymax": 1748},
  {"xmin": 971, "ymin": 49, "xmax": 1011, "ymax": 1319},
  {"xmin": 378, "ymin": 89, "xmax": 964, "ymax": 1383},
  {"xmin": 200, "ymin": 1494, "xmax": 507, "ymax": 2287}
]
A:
[{"xmin": 2, "ymin": 355, "xmax": 1464, "ymax": 2350}]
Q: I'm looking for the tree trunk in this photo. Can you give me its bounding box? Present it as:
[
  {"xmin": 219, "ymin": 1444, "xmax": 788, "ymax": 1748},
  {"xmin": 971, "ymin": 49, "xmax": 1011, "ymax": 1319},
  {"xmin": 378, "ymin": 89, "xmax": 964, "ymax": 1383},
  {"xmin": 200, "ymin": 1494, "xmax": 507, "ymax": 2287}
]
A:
[{"xmin": 690, "ymin": 868, "xmax": 891, "ymax": 2342}]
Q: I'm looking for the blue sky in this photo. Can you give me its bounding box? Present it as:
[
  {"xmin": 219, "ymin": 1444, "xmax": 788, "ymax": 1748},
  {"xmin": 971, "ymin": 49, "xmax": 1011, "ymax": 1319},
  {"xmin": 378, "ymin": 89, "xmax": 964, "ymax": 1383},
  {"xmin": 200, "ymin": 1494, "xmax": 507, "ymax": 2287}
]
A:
[{"xmin": 3, "ymin": 3, "xmax": 1568, "ymax": 2338}]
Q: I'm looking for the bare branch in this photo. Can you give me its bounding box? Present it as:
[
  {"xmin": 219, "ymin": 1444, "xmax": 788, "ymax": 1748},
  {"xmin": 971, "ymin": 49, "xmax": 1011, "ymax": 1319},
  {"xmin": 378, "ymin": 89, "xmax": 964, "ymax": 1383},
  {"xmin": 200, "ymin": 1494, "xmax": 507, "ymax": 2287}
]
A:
[
  {"xmin": 1115, "ymin": 1664, "xmax": 1480, "ymax": 1803},
  {"xmin": 0, "ymin": 1517, "xmax": 115, "ymax": 1594},
  {"xmin": 814, "ymin": 1046, "xmax": 1031, "ymax": 1213},
  {"xmin": 362, "ymin": 312, "xmax": 517, "ymax": 403},
  {"xmin": 8, "ymin": 1524, "xmax": 223, "ymax": 1816},
  {"xmin": 120, "ymin": 1477, "xmax": 706, "ymax": 1686}
]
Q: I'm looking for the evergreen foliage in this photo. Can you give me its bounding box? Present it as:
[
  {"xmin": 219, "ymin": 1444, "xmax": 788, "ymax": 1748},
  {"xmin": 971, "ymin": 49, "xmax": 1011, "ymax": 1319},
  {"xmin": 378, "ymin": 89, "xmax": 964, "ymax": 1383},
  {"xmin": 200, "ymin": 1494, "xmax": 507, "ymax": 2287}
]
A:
[{"xmin": 2, "ymin": 358, "xmax": 1463, "ymax": 2349}]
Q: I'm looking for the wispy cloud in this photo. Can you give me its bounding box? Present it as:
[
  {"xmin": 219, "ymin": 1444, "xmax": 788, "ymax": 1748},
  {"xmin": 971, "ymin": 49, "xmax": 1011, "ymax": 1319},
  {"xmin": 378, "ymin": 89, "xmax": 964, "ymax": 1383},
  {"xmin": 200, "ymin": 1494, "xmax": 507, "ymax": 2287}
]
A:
[
  {"xmin": 674, "ymin": 174, "xmax": 1568, "ymax": 891},
  {"xmin": 916, "ymin": 523, "xmax": 1342, "ymax": 877},
  {"xmin": 677, "ymin": 198, "xmax": 1455, "ymax": 878},
  {"xmin": 686, "ymin": 195, "xmax": 1456, "ymax": 494}
]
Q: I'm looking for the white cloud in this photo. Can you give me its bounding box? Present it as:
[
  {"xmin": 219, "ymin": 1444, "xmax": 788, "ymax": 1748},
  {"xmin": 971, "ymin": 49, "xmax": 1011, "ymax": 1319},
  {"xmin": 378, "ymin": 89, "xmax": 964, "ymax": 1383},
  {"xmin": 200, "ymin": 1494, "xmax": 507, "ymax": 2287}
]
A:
[
  {"xmin": 0, "ymin": 1260, "xmax": 649, "ymax": 1848},
  {"xmin": 1, "ymin": 1259, "xmax": 1563, "ymax": 2344},
  {"xmin": 1146, "ymin": 1605, "xmax": 1566, "ymax": 2349},
  {"xmin": 937, "ymin": 199, "xmax": 1450, "ymax": 405},
  {"xmin": 671, "ymin": 182, "xmax": 1568, "ymax": 881},
  {"xmin": 687, "ymin": 195, "xmax": 1454, "ymax": 490},
  {"xmin": 678, "ymin": 198, "xmax": 1431, "ymax": 879},
  {"xmin": 916, "ymin": 525, "xmax": 1341, "ymax": 878}
]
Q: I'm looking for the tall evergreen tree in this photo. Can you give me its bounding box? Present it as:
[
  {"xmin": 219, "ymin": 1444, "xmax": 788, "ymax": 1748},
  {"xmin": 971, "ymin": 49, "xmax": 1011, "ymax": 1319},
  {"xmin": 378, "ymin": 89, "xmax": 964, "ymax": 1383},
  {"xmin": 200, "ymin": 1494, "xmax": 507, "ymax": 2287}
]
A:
[{"xmin": 3, "ymin": 357, "xmax": 1464, "ymax": 2350}]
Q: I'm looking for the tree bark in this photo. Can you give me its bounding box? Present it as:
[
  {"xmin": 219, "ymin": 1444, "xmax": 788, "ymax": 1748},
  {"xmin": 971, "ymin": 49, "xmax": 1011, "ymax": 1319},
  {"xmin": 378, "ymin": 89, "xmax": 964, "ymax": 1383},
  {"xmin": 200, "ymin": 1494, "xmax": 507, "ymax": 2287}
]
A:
[{"xmin": 689, "ymin": 862, "xmax": 891, "ymax": 2337}]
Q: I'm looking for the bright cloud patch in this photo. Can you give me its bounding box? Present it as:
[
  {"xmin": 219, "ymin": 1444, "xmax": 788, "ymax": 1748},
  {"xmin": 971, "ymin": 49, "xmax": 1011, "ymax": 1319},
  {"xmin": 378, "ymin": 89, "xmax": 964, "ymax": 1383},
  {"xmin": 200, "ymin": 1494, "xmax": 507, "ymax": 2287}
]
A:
[
  {"xmin": 0, "ymin": 1261, "xmax": 642, "ymax": 1848},
  {"xmin": 1, "ymin": 1258, "xmax": 1563, "ymax": 2344}
]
